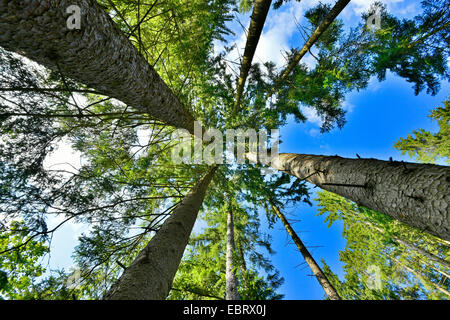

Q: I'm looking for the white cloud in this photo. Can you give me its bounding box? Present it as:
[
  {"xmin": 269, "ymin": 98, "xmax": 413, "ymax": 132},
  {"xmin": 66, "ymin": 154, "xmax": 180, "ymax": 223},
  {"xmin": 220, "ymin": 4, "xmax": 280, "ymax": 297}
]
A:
[
  {"xmin": 43, "ymin": 138, "xmax": 82, "ymax": 173},
  {"xmin": 223, "ymin": 1, "xmax": 309, "ymax": 73},
  {"xmin": 343, "ymin": 102, "xmax": 356, "ymax": 113},
  {"xmin": 341, "ymin": 0, "xmax": 420, "ymax": 23},
  {"xmin": 302, "ymin": 106, "xmax": 323, "ymax": 126}
]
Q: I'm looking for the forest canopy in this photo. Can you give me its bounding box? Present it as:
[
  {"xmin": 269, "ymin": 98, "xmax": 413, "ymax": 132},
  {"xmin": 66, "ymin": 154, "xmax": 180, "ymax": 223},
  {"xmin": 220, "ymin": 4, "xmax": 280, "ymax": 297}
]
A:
[{"xmin": 0, "ymin": 0, "xmax": 449, "ymax": 301}]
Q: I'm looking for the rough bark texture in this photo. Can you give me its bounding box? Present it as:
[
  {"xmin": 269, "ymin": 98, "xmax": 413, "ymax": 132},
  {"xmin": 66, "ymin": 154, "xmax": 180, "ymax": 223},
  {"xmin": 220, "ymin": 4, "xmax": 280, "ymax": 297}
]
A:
[
  {"xmin": 270, "ymin": 201, "xmax": 341, "ymax": 300},
  {"xmin": 267, "ymin": 0, "xmax": 350, "ymax": 99},
  {"xmin": 256, "ymin": 153, "xmax": 450, "ymax": 241},
  {"xmin": 233, "ymin": 0, "xmax": 272, "ymax": 112},
  {"xmin": 104, "ymin": 167, "xmax": 217, "ymax": 300},
  {"xmin": 0, "ymin": 0, "xmax": 196, "ymax": 133},
  {"xmin": 226, "ymin": 208, "xmax": 241, "ymax": 300}
]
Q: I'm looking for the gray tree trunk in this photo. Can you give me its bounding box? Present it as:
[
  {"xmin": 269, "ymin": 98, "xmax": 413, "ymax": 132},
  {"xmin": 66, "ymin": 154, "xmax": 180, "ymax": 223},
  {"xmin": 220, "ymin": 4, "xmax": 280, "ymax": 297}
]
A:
[
  {"xmin": 104, "ymin": 167, "xmax": 217, "ymax": 300},
  {"xmin": 365, "ymin": 222, "xmax": 450, "ymax": 270},
  {"xmin": 233, "ymin": 0, "xmax": 272, "ymax": 112},
  {"xmin": 392, "ymin": 256, "xmax": 450, "ymax": 298},
  {"xmin": 250, "ymin": 153, "xmax": 450, "ymax": 241},
  {"xmin": 270, "ymin": 201, "xmax": 341, "ymax": 300},
  {"xmin": 226, "ymin": 207, "xmax": 241, "ymax": 300},
  {"xmin": 0, "ymin": 0, "xmax": 196, "ymax": 133},
  {"xmin": 267, "ymin": 0, "xmax": 350, "ymax": 99}
]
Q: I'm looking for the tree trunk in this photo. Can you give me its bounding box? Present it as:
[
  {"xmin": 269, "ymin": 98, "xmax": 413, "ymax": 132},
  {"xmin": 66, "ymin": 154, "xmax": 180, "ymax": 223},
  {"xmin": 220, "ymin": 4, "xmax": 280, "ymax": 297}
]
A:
[
  {"xmin": 267, "ymin": 0, "xmax": 350, "ymax": 99},
  {"xmin": 414, "ymin": 256, "xmax": 450, "ymax": 280},
  {"xmin": 104, "ymin": 167, "xmax": 217, "ymax": 300},
  {"xmin": 0, "ymin": 0, "xmax": 196, "ymax": 134},
  {"xmin": 361, "ymin": 221, "xmax": 450, "ymax": 270},
  {"xmin": 392, "ymin": 256, "xmax": 450, "ymax": 298},
  {"xmin": 270, "ymin": 201, "xmax": 341, "ymax": 300},
  {"xmin": 249, "ymin": 153, "xmax": 450, "ymax": 241},
  {"xmin": 393, "ymin": 236, "xmax": 450, "ymax": 270},
  {"xmin": 233, "ymin": 0, "xmax": 272, "ymax": 112},
  {"xmin": 226, "ymin": 207, "xmax": 241, "ymax": 300}
]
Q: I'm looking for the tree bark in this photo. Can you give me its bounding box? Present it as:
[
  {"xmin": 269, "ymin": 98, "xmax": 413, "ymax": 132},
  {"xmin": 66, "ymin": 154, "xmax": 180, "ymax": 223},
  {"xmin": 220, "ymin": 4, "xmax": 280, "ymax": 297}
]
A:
[
  {"xmin": 233, "ymin": 0, "xmax": 272, "ymax": 112},
  {"xmin": 249, "ymin": 153, "xmax": 450, "ymax": 241},
  {"xmin": 0, "ymin": 0, "xmax": 196, "ymax": 133},
  {"xmin": 104, "ymin": 167, "xmax": 217, "ymax": 300},
  {"xmin": 266, "ymin": 0, "xmax": 350, "ymax": 99},
  {"xmin": 270, "ymin": 201, "xmax": 341, "ymax": 300},
  {"xmin": 226, "ymin": 206, "xmax": 241, "ymax": 300}
]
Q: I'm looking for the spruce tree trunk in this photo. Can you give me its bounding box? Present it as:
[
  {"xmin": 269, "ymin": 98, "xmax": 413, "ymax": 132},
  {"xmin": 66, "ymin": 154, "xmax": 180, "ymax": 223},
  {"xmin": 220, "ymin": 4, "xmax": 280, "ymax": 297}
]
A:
[
  {"xmin": 392, "ymin": 256, "xmax": 450, "ymax": 298},
  {"xmin": 270, "ymin": 201, "xmax": 341, "ymax": 300},
  {"xmin": 104, "ymin": 167, "xmax": 217, "ymax": 300},
  {"xmin": 249, "ymin": 153, "xmax": 450, "ymax": 241},
  {"xmin": 234, "ymin": 0, "xmax": 272, "ymax": 112},
  {"xmin": 226, "ymin": 207, "xmax": 241, "ymax": 300},
  {"xmin": 267, "ymin": 0, "xmax": 350, "ymax": 99},
  {"xmin": 364, "ymin": 221, "xmax": 450, "ymax": 270},
  {"xmin": 0, "ymin": 0, "xmax": 196, "ymax": 133}
]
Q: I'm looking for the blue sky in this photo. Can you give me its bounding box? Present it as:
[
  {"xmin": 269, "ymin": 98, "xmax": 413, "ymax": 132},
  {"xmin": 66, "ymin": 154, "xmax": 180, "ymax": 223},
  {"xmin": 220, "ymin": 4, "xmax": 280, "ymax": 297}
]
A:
[
  {"xmin": 268, "ymin": 73, "xmax": 449, "ymax": 300},
  {"xmin": 250, "ymin": 0, "xmax": 450, "ymax": 299},
  {"xmin": 41, "ymin": 0, "xmax": 449, "ymax": 299}
]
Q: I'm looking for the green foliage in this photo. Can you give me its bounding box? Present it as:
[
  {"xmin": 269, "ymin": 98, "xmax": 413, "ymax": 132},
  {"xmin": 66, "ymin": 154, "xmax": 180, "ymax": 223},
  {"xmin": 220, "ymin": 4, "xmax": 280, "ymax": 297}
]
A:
[
  {"xmin": 273, "ymin": 0, "xmax": 301, "ymax": 10},
  {"xmin": 316, "ymin": 190, "xmax": 449, "ymax": 300},
  {"xmin": 238, "ymin": 0, "xmax": 252, "ymax": 13},
  {"xmin": 362, "ymin": 1, "xmax": 449, "ymax": 96},
  {"xmin": 169, "ymin": 199, "xmax": 284, "ymax": 300},
  {"xmin": 0, "ymin": 221, "xmax": 48, "ymax": 299},
  {"xmin": 394, "ymin": 100, "xmax": 450, "ymax": 164},
  {"xmin": 1, "ymin": 0, "xmax": 449, "ymax": 300}
]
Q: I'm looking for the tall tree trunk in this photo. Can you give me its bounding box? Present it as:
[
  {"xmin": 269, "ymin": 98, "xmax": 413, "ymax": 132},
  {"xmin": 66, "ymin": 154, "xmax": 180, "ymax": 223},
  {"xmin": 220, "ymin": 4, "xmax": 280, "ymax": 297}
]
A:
[
  {"xmin": 361, "ymin": 221, "xmax": 450, "ymax": 270},
  {"xmin": 233, "ymin": 0, "xmax": 272, "ymax": 112},
  {"xmin": 0, "ymin": 0, "xmax": 196, "ymax": 133},
  {"xmin": 270, "ymin": 201, "xmax": 341, "ymax": 300},
  {"xmin": 226, "ymin": 206, "xmax": 241, "ymax": 300},
  {"xmin": 104, "ymin": 167, "xmax": 217, "ymax": 300},
  {"xmin": 392, "ymin": 256, "xmax": 450, "ymax": 298},
  {"xmin": 238, "ymin": 237, "xmax": 249, "ymax": 291},
  {"xmin": 392, "ymin": 236, "xmax": 450, "ymax": 270},
  {"xmin": 248, "ymin": 153, "xmax": 450, "ymax": 240},
  {"xmin": 266, "ymin": 0, "xmax": 350, "ymax": 99},
  {"xmin": 414, "ymin": 256, "xmax": 450, "ymax": 280}
]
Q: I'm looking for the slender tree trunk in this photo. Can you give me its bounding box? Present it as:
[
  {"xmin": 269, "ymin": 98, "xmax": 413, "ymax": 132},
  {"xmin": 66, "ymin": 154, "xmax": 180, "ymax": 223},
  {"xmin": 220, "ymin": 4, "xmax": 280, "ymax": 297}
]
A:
[
  {"xmin": 393, "ymin": 237, "xmax": 450, "ymax": 270},
  {"xmin": 226, "ymin": 206, "xmax": 241, "ymax": 300},
  {"xmin": 414, "ymin": 256, "xmax": 450, "ymax": 280},
  {"xmin": 0, "ymin": 0, "xmax": 196, "ymax": 133},
  {"xmin": 362, "ymin": 221, "xmax": 450, "ymax": 270},
  {"xmin": 233, "ymin": 0, "xmax": 272, "ymax": 112},
  {"xmin": 104, "ymin": 167, "xmax": 217, "ymax": 300},
  {"xmin": 270, "ymin": 201, "xmax": 341, "ymax": 300},
  {"xmin": 392, "ymin": 256, "xmax": 450, "ymax": 298},
  {"xmin": 248, "ymin": 153, "xmax": 450, "ymax": 240},
  {"xmin": 238, "ymin": 237, "xmax": 249, "ymax": 291},
  {"xmin": 266, "ymin": 0, "xmax": 350, "ymax": 99}
]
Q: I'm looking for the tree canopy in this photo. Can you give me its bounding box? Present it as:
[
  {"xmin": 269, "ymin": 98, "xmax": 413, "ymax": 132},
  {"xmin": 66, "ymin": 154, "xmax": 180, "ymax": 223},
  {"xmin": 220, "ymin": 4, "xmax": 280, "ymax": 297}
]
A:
[{"xmin": 0, "ymin": 0, "xmax": 449, "ymax": 300}]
